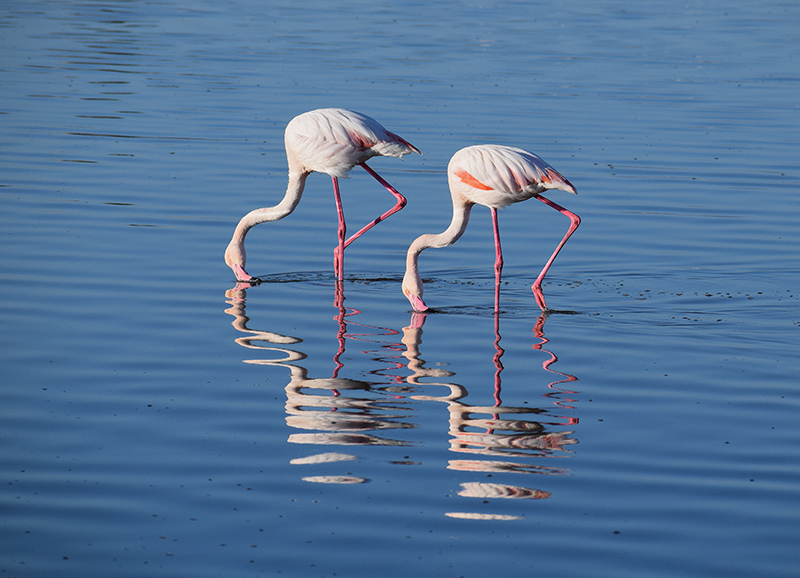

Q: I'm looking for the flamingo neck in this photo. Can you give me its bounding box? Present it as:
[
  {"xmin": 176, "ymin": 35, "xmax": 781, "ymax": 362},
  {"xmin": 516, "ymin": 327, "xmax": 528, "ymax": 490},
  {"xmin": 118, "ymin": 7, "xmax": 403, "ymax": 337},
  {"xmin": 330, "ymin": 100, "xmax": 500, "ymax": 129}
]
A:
[
  {"xmin": 230, "ymin": 172, "xmax": 308, "ymax": 244},
  {"xmin": 225, "ymin": 171, "xmax": 309, "ymax": 275},
  {"xmin": 403, "ymin": 198, "xmax": 472, "ymax": 302}
]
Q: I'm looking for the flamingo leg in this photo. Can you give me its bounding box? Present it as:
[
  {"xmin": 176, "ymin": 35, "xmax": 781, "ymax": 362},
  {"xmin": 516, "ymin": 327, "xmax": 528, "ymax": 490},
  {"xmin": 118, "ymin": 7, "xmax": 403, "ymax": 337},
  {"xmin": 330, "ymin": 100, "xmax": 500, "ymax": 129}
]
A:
[
  {"xmin": 531, "ymin": 195, "xmax": 581, "ymax": 311},
  {"xmin": 341, "ymin": 162, "xmax": 407, "ymax": 249},
  {"xmin": 491, "ymin": 208, "xmax": 503, "ymax": 313},
  {"xmin": 332, "ymin": 176, "xmax": 346, "ymax": 280}
]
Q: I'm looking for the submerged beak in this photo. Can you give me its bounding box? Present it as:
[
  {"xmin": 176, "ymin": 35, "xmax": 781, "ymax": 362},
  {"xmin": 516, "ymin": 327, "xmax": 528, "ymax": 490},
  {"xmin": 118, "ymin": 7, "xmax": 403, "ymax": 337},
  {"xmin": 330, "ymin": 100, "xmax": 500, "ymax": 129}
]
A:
[
  {"xmin": 406, "ymin": 291, "xmax": 429, "ymax": 313},
  {"xmin": 230, "ymin": 262, "xmax": 253, "ymax": 283}
]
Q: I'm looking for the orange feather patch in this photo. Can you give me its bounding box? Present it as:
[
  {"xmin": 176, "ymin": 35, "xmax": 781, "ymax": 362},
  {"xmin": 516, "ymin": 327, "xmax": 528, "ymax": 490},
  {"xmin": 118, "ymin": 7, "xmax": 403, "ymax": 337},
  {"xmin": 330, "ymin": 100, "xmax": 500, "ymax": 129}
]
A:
[{"xmin": 453, "ymin": 168, "xmax": 493, "ymax": 190}]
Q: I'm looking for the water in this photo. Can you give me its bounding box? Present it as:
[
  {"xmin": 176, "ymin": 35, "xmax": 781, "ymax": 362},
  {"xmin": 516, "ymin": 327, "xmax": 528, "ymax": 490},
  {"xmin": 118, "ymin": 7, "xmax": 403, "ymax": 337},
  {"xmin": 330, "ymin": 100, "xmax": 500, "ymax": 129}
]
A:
[{"xmin": 2, "ymin": 1, "xmax": 799, "ymax": 576}]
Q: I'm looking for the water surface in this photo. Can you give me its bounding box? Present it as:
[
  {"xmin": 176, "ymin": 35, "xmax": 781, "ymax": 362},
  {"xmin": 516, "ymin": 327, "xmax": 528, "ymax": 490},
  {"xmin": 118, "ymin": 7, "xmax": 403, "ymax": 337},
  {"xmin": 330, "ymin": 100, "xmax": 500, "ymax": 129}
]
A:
[{"xmin": 2, "ymin": 1, "xmax": 799, "ymax": 577}]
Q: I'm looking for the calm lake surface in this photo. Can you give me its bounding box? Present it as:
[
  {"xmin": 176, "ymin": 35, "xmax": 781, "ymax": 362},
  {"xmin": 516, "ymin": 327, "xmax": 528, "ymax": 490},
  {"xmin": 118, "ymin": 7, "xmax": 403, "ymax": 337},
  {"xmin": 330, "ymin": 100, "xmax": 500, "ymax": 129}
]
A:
[{"xmin": 2, "ymin": 1, "xmax": 799, "ymax": 576}]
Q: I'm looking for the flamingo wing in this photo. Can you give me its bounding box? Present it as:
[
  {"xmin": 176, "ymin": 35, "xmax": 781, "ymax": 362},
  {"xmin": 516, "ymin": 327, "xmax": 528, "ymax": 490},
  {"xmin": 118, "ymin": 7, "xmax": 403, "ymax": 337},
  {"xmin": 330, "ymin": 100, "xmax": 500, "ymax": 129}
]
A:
[
  {"xmin": 286, "ymin": 108, "xmax": 419, "ymax": 177},
  {"xmin": 449, "ymin": 145, "xmax": 576, "ymax": 207}
]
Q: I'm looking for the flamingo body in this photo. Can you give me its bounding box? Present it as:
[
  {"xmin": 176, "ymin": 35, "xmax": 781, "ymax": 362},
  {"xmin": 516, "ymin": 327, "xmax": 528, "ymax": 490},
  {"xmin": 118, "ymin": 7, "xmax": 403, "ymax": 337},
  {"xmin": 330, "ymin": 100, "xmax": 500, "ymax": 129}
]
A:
[
  {"xmin": 448, "ymin": 145, "xmax": 575, "ymax": 206},
  {"xmin": 285, "ymin": 108, "xmax": 419, "ymax": 177},
  {"xmin": 225, "ymin": 108, "xmax": 420, "ymax": 283},
  {"xmin": 402, "ymin": 144, "xmax": 580, "ymax": 312}
]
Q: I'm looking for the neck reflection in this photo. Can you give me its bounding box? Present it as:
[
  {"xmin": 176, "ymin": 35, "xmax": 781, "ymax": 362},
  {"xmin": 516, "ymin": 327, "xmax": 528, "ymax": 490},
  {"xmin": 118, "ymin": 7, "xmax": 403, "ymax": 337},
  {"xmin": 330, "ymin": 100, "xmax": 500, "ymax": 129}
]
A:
[
  {"xmin": 224, "ymin": 284, "xmax": 414, "ymax": 485},
  {"xmin": 402, "ymin": 311, "xmax": 580, "ymax": 516},
  {"xmin": 224, "ymin": 284, "xmax": 581, "ymax": 515}
]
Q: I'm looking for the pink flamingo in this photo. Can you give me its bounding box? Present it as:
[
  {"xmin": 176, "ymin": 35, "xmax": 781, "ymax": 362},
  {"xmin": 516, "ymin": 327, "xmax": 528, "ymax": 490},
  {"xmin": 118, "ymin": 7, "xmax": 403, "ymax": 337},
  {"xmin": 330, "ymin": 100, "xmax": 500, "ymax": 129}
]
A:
[
  {"xmin": 402, "ymin": 144, "xmax": 580, "ymax": 313},
  {"xmin": 225, "ymin": 108, "xmax": 420, "ymax": 282}
]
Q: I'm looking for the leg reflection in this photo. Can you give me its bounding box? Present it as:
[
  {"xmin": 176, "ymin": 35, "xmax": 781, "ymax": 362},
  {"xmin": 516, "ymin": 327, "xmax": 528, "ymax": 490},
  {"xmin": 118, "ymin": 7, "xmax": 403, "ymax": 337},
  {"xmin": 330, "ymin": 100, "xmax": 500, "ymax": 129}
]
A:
[
  {"xmin": 224, "ymin": 285, "xmax": 415, "ymax": 485},
  {"xmin": 401, "ymin": 311, "xmax": 581, "ymax": 510}
]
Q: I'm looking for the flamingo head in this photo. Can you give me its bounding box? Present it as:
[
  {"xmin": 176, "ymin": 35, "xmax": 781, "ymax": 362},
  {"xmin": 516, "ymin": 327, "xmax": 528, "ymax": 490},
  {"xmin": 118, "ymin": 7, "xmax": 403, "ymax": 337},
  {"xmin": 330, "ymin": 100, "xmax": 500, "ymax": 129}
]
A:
[
  {"xmin": 224, "ymin": 240, "xmax": 252, "ymax": 282},
  {"xmin": 402, "ymin": 273, "xmax": 429, "ymax": 312}
]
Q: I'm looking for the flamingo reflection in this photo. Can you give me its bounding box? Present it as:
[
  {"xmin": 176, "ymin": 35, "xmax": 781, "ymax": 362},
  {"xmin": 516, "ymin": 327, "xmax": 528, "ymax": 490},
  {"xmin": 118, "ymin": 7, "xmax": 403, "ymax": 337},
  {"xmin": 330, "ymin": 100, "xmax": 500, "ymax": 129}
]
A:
[
  {"xmin": 225, "ymin": 284, "xmax": 414, "ymax": 483},
  {"xmin": 402, "ymin": 311, "xmax": 579, "ymax": 512},
  {"xmin": 224, "ymin": 283, "xmax": 580, "ymax": 512}
]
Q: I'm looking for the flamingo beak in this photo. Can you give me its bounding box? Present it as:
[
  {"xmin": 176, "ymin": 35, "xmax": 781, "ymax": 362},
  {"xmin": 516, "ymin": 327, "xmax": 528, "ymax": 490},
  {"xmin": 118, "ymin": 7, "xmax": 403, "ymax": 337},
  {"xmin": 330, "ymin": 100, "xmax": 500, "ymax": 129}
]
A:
[
  {"xmin": 405, "ymin": 291, "xmax": 429, "ymax": 312},
  {"xmin": 230, "ymin": 262, "xmax": 253, "ymax": 283}
]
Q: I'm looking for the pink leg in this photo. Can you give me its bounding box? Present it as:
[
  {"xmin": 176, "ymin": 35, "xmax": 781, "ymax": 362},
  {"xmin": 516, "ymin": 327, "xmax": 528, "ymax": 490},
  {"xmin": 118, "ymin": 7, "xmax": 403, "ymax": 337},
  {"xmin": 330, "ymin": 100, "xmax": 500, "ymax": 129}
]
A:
[
  {"xmin": 531, "ymin": 195, "xmax": 581, "ymax": 311},
  {"xmin": 341, "ymin": 162, "xmax": 407, "ymax": 249},
  {"xmin": 491, "ymin": 208, "xmax": 503, "ymax": 313},
  {"xmin": 332, "ymin": 176, "xmax": 346, "ymax": 280}
]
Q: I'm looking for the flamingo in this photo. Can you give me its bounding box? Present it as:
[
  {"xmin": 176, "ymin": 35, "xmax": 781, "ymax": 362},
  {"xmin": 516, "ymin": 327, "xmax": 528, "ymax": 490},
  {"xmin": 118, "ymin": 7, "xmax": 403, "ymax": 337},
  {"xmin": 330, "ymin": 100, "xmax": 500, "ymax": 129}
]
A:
[
  {"xmin": 225, "ymin": 108, "xmax": 420, "ymax": 282},
  {"xmin": 402, "ymin": 144, "xmax": 580, "ymax": 313}
]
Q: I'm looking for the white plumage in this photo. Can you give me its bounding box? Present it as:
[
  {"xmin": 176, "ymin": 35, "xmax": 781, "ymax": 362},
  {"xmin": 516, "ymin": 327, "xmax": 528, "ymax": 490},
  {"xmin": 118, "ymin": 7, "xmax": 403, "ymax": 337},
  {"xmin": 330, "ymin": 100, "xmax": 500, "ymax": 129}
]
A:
[
  {"xmin": 285, "ymin": 108, "xmax": 419, "ymax": 178},
  {"xmin": 447, "ymin": 144, "xmax": 575, "ymax": 208},
  {"xmin": 403, "ymin": 144, "xmax": 580, "ymax": 312},
  {"xmin": 225, "ymin": 108, "xmax": 420, "ymax": 283}
]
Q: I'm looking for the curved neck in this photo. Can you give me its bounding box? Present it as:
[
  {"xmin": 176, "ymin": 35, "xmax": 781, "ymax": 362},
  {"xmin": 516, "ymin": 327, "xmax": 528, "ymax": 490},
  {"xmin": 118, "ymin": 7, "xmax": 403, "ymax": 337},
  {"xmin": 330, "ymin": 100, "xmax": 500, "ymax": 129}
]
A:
[
  {"xmin": 230, "ymin": 172, "xmax": 308, "ymax": 245},
  {"xmin": 404, "ymin": 198, "xmax": 472, "ymax": 285}
]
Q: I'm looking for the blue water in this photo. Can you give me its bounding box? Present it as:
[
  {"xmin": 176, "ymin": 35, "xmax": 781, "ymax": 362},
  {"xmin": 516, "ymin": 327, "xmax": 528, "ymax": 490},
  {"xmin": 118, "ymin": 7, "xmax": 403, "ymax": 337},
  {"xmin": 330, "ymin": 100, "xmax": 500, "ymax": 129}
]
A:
[{"xmin": 2, "ymin": 1, "xmax": 799, "ymax": 576}]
